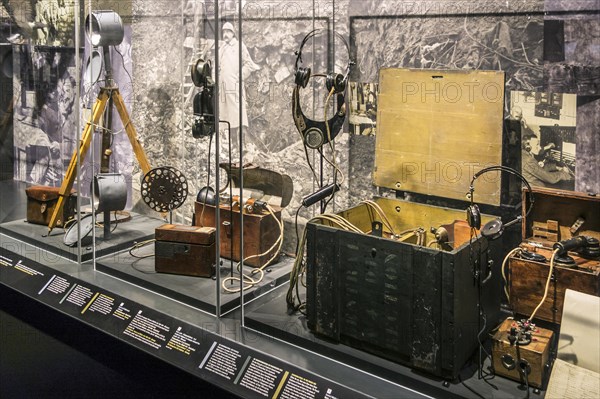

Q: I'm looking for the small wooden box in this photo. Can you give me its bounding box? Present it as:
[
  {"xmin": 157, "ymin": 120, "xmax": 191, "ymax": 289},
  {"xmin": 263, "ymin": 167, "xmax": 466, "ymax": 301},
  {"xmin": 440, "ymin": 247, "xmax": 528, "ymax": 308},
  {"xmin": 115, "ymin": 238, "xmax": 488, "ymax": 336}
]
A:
[
  {"xmin": 492, "ymin": 318, "xmax": 554, "ymax": 388},
  {"xmin": 195, "ymin": 203, "xmax": 281, "ymax": 268},
  {"xmin": 509, "ymin": 188, "xmax": 600, "ymax": 323},
  {"xmin": 155, "ymin": 224, "xmax": 216, "ymax": 277}
]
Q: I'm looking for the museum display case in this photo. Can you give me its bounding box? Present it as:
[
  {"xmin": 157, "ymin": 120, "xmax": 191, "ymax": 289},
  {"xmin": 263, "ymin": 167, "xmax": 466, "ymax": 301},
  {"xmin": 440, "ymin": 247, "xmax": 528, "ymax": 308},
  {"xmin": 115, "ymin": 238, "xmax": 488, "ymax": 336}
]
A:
[{"xmin": 1, "ymin": 1, "xmax": 600, "ymax": 398}]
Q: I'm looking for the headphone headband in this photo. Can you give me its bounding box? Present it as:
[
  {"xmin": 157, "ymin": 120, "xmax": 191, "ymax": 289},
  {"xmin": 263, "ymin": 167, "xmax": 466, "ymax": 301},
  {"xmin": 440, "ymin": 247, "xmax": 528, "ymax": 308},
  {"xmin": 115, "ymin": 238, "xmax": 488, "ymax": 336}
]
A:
[
  {"xmin": 292, "ymin": 29, "xmax": 352, "ymax": 149},
  {"xmin": 294, "ymin": 29, "xmax": 351, "ymax": 73},
  {"xmin": 466, "ymin": 165, "xmax": 534, "ymax": 240}
]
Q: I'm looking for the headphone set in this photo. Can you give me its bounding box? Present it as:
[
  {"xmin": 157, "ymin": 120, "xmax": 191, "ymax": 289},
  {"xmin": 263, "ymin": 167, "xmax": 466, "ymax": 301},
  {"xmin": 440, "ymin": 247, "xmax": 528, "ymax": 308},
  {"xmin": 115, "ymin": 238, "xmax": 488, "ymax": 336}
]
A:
[
  {"xmin": 466, "ymin": 166, "xmax": 534, "ymax": 240},
  {"xmin": 292, "ymin": 29, "xmax": 354, "ymax": 149},
  {"xmin": 191, "ymin": 58, "xmax": 215, "ymax": 138}
]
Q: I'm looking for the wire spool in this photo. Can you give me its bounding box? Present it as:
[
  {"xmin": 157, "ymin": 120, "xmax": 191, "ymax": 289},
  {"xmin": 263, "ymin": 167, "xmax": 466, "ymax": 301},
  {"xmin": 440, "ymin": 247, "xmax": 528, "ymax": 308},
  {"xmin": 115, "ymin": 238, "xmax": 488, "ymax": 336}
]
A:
[{"xmin": 141, "ymin": 167, "xmax": 188, "ymax": 212}]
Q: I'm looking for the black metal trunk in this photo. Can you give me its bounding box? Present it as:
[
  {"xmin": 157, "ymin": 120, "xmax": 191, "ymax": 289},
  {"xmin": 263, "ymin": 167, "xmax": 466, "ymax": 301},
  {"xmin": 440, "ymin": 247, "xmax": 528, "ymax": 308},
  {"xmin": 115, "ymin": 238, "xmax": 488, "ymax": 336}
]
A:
[{"xmin": 306, "ymin": 214, "xmax": 502, "ymax": 379}]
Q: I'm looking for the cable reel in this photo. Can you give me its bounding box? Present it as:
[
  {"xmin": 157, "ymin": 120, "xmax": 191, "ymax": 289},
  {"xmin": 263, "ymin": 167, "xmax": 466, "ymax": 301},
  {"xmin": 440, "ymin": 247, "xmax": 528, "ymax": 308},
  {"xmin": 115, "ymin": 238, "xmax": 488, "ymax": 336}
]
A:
[{"xmin": 141, "ymin": 167, "xmax": 188, "ymax": 213}]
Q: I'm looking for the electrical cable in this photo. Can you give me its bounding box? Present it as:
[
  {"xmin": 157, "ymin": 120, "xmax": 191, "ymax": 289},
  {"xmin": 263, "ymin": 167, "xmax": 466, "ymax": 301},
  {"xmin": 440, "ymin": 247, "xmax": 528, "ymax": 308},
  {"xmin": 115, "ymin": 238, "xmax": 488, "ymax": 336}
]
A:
[
  {"xmin": 294, "ymin": 206, "xmax": 302, "ymax": 256},
  {"xmin": 94, "ymin": 211, "xmax": 120, "ymax": 233},
  {"xmin": 528, "ymin": 249, "xmax": 559, "ymax": 322},
  {"xmin": 469, "ymin": 225, "xmax": 490, "ymax": 382},
  {"xmin": 359, "ymin": 200, "xmax": 396, "ymax": 236},
  {"xmin": 523, "ymin": 371, "xmax": 530, "ymax": 399},
  {"xmin": 516, "ymin": 343, "xmax": 531, "ymax": 399},
  {"xmin": 477, "ymin": 311, "xmax": 498, "ymax": 389},
  {"xmin": 302, "ymin": 137, "xmax": 320, "ymax": 183},
  {"xmin": 502, "ymin": 247, "xmax": 523, "ymax": 303},
  {"xmin": 131, "ymin": 262, "xmax": 157, "ymax": 274},
  {"xmin": 319, "ymin": 91, "xmax": 345, "ymax": 186},
  {"xmin": 469, "ymin": 165, "xmax": 534, "ymax": 229},
  {"xmin": 129, "ymin": 238, "xmax": 155, "ymax": 259},
  {"xmin": 221, "ymin": 204, "xmax": 284, "ymax": 293},
  {"xmin": 322, "ymin": 193, "xmax": 334, "ymax": 213},
  {"xmin": 113, "ymin": 45, "xmax": 133, "ymax": 89},
  {"xmin": 287, "ymin": 213, "xmax": 364, "ymax": 312},
  {"xmin": 227, "ymin": 121, "xmax": 234, "ymax": 284},
  {"xmin": 197, "ymin": 132, "xmax": 214, "ymax": 227},
  {"xmin": 293, "ymin": 89, "xmax": 319, "ymax": 183}
]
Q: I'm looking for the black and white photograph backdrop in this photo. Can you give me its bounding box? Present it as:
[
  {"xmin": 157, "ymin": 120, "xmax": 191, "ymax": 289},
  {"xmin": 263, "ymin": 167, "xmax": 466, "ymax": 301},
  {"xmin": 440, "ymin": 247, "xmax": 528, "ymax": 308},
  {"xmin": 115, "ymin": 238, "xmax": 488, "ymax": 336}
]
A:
[
  {"xmin": 10, "ymin": 23, "xmax": 134, "ymax": 204},
  {"xmin": 1, "ymin": 0, "xmax": 79, "ymax": 46},
  {"xmin": 12, "ymin": 45, "xmax": 79, "ymax": 186},
  {"xmin": 349, "ymin": 81, "xmax": 378, "ymax": 136},
  {"xmin": 512, "ymin": 90, "xmax": 577, "ymax": 191}
]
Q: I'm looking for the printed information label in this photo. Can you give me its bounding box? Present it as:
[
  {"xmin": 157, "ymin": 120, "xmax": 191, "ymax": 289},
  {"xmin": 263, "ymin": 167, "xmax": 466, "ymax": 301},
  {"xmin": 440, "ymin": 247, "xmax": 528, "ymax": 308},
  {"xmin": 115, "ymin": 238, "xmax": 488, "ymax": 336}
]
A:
[
  {"xmin": 239, "ymin": 357, "xmax": 283, "ymax": 397},
  {"xmin": 203, "ymin": 344, "xmax": 241, "ymax": 380},
  {"xmin": 0, "ymin": 255, "xmax": 13, "ymax": 267},
  {"xmin": 113, "ymin": 303, "xmax": 132, "ymax": 321},
  {"xmin": 14, "ymin": 260, "xmax": 44, "ymax": 276},
  {"xmin": 280, "ymin": 373, "xmax": 320, "ymax": 399},
  {"xmin": 123, "ymin": 310, "xmax": 170, "ymax": 350},
  {"xmin": 46, "ymin": 276, "xmax": 71, "ymax": 295},
  {"xmin": 166, "ymin": 327, "xmax": 201, "ymax": 356},
  {"xmin": 88, "ymin": 294, "xmax": 115, "ymax": 315},
  {"xmin": 0, "ymin": 246, "xmax": 373, "ymax": 399},
  {"xmin": 65, "ymin": 285, "xmax": 94, "ymax": 308}
]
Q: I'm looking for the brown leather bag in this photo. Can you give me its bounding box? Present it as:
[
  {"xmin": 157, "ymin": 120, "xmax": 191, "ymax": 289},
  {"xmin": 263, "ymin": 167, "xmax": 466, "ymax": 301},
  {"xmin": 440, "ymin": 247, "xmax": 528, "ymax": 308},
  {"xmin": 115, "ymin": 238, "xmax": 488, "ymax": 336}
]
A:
[{"xmin": 25, "ymin": 186, "xmax": 76, "ymax": 227}]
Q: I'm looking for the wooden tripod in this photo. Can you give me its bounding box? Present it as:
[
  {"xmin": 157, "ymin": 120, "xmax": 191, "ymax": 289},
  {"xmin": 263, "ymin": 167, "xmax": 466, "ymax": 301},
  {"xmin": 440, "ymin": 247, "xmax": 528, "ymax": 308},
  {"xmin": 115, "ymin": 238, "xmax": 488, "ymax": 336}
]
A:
[{"xmin": 47, "ymin": 86, "xmax": 151, "ymax": 233}]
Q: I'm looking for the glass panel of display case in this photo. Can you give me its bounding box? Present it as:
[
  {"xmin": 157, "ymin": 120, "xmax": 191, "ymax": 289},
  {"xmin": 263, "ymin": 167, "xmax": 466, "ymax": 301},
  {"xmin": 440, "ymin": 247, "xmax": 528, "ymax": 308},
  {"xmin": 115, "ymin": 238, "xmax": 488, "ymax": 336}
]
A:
[
  {"xmin": 234, "ymin": 1, "xmax": 337, "ymax": 323},
  {"xmin": 80, "ymin": 0, "xmax": 227, "ymax": 315},
  {"xmin": 0, "ymin": 0, "xmax": 87, "ymax": 262}
]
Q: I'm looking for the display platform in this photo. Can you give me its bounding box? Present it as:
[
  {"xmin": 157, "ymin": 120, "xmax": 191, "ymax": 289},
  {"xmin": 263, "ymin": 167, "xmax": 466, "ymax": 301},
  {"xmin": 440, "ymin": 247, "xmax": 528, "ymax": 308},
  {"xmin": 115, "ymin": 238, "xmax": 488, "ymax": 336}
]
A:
[
  {"xmin": 96, "ymin": 249, "xmax": 294, "ymax": 315},
  {"xmin": 0, "ymin": 212, "xmax": 163, "ymax": 262},
  {"xmin": 0, "ymin": 180, "xmax": 164, "ymax": 262},
  {"xmin": 244, "ymin": 284, "xmax": 543, "ymax": 399}
]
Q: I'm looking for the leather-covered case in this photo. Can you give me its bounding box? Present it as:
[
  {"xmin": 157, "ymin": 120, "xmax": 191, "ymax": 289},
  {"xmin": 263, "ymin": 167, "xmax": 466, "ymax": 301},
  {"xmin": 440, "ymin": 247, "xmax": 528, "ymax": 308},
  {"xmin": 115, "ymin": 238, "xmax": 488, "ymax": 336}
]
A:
[{"xmin": 25, "ymin": 186, "xmax": 76, "ymax": 227}]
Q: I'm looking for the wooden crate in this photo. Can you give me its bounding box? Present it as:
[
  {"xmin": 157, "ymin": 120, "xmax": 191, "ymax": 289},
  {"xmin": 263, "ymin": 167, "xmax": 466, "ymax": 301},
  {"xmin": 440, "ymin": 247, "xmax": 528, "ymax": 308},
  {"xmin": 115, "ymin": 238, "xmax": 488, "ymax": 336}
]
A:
[
  {"xmin": 195, "ymin": 202, "xmax": 281, "ymax": 268},
  {"xmin": 155, "ymin": 224, "xmax": 216, "ymax": 277},
  {"xmin": 509, "ymin": 188, "xmax": 600, "ymax": 323},
  {"xmin": 492, "ymin": 318, "xmax": 554, "ymax": 388}
]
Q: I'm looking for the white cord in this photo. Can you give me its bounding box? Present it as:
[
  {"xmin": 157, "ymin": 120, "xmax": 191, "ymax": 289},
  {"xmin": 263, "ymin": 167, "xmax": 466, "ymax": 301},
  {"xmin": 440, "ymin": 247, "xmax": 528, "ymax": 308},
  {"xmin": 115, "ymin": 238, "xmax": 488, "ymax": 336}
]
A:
[
  {"xmin": 221, "ymin": 204, "xmax": 284, "ymax": 293},
  {"xmin": 529, "ymin": 249, "xmax": 559, "ymax": 321},
  {"xmin": 501, "ymin": 247, "xmax": 523, "ymax": 303}
]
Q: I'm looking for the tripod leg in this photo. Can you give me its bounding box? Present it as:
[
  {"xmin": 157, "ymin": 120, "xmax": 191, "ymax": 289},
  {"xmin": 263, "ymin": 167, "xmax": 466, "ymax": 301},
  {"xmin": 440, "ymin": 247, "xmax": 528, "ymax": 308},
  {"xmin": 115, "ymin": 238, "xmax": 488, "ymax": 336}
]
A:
[
  {"xmin": 111, "ymin": 90, "xmax": 152, "ymax": 176},
  {"xmin": 47, "ymin": 90, "xmax": 110, "ymax": 233}
]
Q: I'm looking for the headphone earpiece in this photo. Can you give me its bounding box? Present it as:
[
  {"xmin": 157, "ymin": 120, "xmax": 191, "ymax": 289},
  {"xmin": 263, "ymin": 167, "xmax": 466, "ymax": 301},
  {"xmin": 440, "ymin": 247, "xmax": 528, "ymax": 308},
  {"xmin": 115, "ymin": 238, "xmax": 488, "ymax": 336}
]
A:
[
  {"xmin": 481, "ymin": 219, "xmax": 504, "ymax": 240},
  {"xmin": 326, "ymin": 73, "xmax": 347, "ymax": 94},
  {"xmin": 295, "ymin": 66, "xmax": 311, "ymax": 88},
  {"xmin": 466, "ymin": 204, "xmax": 481, "ymax": 230}
]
